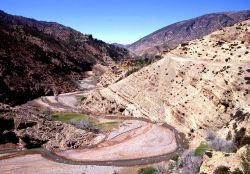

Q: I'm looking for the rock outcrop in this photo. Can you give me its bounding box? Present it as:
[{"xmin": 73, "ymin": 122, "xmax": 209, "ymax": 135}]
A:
[
  {"xmin": 200, "ymin": 145, "xmax": 249, "ymax": 173},
  {"xmin": 0, "ymin": 103, "xmax": 100, "ymax": 150}
]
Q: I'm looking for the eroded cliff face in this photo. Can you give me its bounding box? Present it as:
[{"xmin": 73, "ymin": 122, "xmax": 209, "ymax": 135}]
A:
[{"xmin": 80, "ymin": 20, "xmax": 250, "ymax": 142}]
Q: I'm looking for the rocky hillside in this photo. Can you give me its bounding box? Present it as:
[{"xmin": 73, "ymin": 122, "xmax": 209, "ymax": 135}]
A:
[
  {"xmin": 0, "ymin": 10, "xmax": 130, "ymax": 106},
  {"xmin": 128, "ymin": 10, "xmax": 250, "ymax": 56},
  {"xmin": 80, "ymin": 20, "xmax": 250, "ymax": 173},
  {"xmin": 81, "ymin": 20, "xmax": 250, "ymax": 143},
  {"xmin": 0, "ymin": 103, "xmax": 101, "ymax": 150},
  {"xmin": 171, "ymin": 21, "xmax": 250, "ymax": 63}
]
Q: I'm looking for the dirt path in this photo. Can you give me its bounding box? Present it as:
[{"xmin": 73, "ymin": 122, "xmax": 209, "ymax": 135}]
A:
[
  {"xmin": 32, "ymin": 71, "xmax": 98, "ymax": 112},
  {"xmin": 169, "ymin": 54, "xmax": 250, "ymax": 66},
  {"xmin": 26, "ymin": 71, "xmax": 187, "ymax": 165},
  {"xmin": 56, "ymin": 124, "xmax": 177, "ymax": 161},
  {"xmin": 0, "ymin": 117, "xmax": 186, "ymax": 170},
  {"xmin": 0, "ymin": 153, "xmax": 122, "ymax": 174},
  {"xmin": 0, "ymin": 70, "xmax": 188, "ymax": 173},
  {"xmin": 0, "ymin": 117, "xmax": 186, "ymax": 166}
]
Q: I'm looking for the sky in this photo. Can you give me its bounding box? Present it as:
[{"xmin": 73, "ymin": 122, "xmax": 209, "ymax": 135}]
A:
[{"xmin": 1, "ymin": 0, "xmax": 250, "ymax": 44}]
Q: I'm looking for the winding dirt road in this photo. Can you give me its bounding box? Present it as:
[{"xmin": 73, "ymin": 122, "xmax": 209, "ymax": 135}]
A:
[{"xmin": 0, "ymin": 71, "xmax": 188, "ymax": 174}]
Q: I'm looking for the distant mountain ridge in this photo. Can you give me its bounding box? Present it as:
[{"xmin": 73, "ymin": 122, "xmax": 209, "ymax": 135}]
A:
[
  {"xmin": 0, "ymin": 10, "xmax": 130, "ymax": 105},
  {"xmin": 112, "ymin": 43, "xmax": 129, "ymax": 49},
  {"xmin": 127, "ymin": 10, "xmax": 250, "ymax": 55}
]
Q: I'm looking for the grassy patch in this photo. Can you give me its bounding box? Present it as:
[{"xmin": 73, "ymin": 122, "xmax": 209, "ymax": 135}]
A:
[
  {"xmin": 52, "ymin": 112, "xmax": 96, "ymax": 122},
  {"xmin": 194, "ymin": 142, "xmax": 211, "ymax": 156},
  {"xmin": 96, "ymin": 121, "xmax": 119, "ymax": 131},
  {"xmin": 137, "ymin": 166, "xmax": 156, "ymax": 174},
  {"xmin": 52, "ymin": 112, "xmax": 119, "ymax": 132}
]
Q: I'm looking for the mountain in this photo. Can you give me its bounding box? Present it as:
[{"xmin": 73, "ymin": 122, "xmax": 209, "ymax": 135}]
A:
[
  {"xmin": 112, "ymin": 43, "xmax": 129, "ymax": 49},
  {"xmin": 0, "ymin": 10, "xmax": 130, "ymax": 106},
  {"xmin": 127, "ymin": 10, "xmax": 250, "ymax": 55},
  {"xmin": 81, "ymin": 19, "xmax": 250, "ymax": 147},
  {"xmin": 81, "ymin": 19, "xmax": 250, "ymax": 172}
]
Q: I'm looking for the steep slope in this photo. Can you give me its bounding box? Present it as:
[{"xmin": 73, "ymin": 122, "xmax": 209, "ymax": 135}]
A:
[
  {"xmin": 81, "ymin": 20, "xmax": 250, "ymax": 143},
  {"xmin": 127, "ymin": 10, "xmax": 250, "ymax": 56},
  {"xmin": 0, "ymin": 10, "xmax": 130, "ymax": 105}
]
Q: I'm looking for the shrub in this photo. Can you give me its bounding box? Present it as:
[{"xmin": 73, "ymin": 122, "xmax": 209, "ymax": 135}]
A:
[
  {"xmin": 177, "ymin": 150, "xmax": 203, "ymax": 174},
  {"xmin": 194, "ymin": 142, "xmax": 211, "ymax": 156},
  {"xmin": 242, "ymin": 147, "xmax": 250, "ymax": 174},
  {"xmin": 181, "ymin": 43, "xmax": 189, "ymax": 47},
  {"xmin": 203, "ymin": 130, "xmax": 216, "ymax": 140},
  {"xmin": 214, "ymin": 166, "xmax": 230, "ymax": 174},
  {"xmin": 204, "ymin": 131, "xmax": 235, "ymax": 152},
  {"xmin": 216, "ymin": 41, "xmax": 225, "ymax": 46},
  {"xmin": 232, "ymin": 168, "xmax": 243, "ymax": 174},
  {"xmin": 115, "ymin": 58, "xmax": 150, "ymax": 82},
  {"xmin": 69, "ymin": 119, "xmax": 96, "ymax": 131},
  {"xmin": 124, "ymin": 67, "xmax": 140, "ymax": 77},
  {"xmin": 208, "ymin": 137, "xmax": 235, "ymax": 152},
  {"xmin": 235, "ymin": 128, "xmax": 247, "ymax": 148},
  {"xmin": 171, "ymin": 154, "xmax": 179, "ymax": 162},
  {"xmin": 39, "ymin": 108, "xmax": 52, "ymax": 115},
  {"xmin": 76, "ymin": 96, "xmax": 86, "ymax": 103},
  {"xmin": 46, "ymin": 114, "xmax": 53, "ymax": 121},
  {"xmin": 138, "ymin": 166, "xmax": 157, "ymax": 174},
  {"xmin": 154, "ymin": 163, "xmax": 170, "ymax": 174},
  {"xmin": 213, "ymin": 166, "xmax": 243, "ymax": 174},
  {"xmin": 241, "ymin": 136, "xmax": 250, "ymax": 147}
]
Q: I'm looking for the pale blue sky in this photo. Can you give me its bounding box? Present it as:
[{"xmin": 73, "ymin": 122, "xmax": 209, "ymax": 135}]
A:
[{"xmin": 1, "ymin": 0, "xmax": 250, "ymax": 44}]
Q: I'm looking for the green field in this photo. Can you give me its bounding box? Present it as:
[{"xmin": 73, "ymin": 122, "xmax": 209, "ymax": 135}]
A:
[
  {"xmin": 96, "ymin": 121, "xmax": 120, "ymax": 131},
  {"xmin": 52, "ymin": 112, "xmax": 119, "ymax": 132},
  {"xmin": 52, "ymin": 112, "xmax": 97, "ymax": 122}
]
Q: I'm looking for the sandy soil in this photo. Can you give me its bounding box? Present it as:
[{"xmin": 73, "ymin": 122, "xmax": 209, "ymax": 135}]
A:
[
  {"xmin": 31, "ymin": 88, "xmax": 178, "ymax": 163},
  {"xmin": 106, "ymin": 120, "xmax": 146, "ymax": 140},
  {"xmin": 19, "ymin": 72, "xmax": 179, "ymax": 173},
  {"xmin": 31, "ymin": 71, "xmax": 98, "ymax": 112},
  {"xmin": 0, "ymin": 154, "xmax": 122, "ymax": 174},
  {"xmin": 56, "ymin": 123, "xmax": 177, "ymax": 161}
]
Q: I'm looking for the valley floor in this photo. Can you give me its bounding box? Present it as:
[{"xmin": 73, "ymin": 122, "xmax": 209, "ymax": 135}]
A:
[
  {"xmin": 0, "ymin": 74, "xmax": 184, "ymax": 174},
  {"xmin": 0, "ymin": 153, "xmax": 122, "ymax": 174}
]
